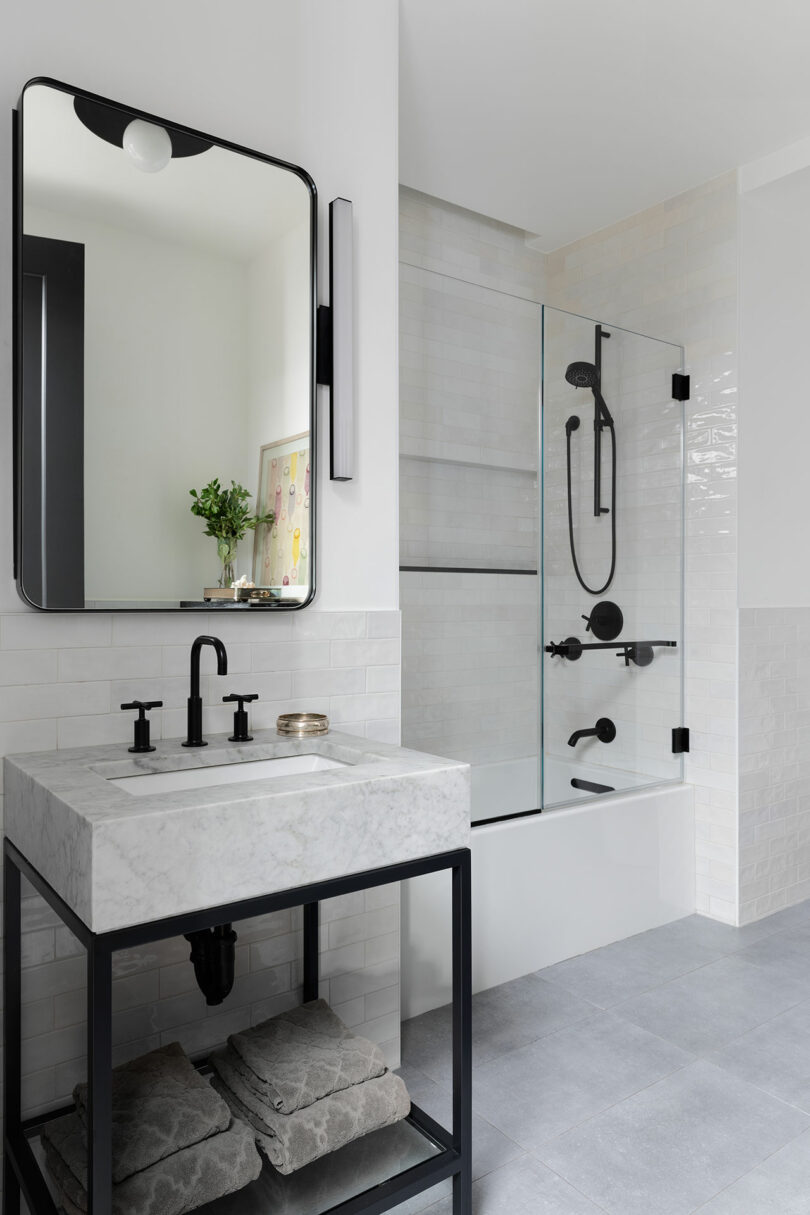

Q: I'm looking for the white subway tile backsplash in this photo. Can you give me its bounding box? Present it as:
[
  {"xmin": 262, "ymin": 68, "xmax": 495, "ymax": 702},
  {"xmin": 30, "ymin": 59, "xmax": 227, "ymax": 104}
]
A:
[{"xmin": 2, "ymin": 614, "xmax": 113, "ymax": 650}]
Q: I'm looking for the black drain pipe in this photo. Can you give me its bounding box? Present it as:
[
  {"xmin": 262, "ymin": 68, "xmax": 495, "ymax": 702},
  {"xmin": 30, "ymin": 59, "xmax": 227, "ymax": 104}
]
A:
[{"xmin": 185, "ymin": 923, "xmax": 237, "ymax": 1005}]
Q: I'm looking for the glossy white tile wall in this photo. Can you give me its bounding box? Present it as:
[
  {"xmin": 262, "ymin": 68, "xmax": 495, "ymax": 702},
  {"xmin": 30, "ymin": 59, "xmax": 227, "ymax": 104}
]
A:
[
  {"xmin": 1, "ymin": 609, "xmax": 402, "ymax": 1121},
  {"xmin": 738, "ymin": 608, "xmax": 810, "ymax": 923},
  {"xmin": 546, "ymin": 173, "xmax": 739, "ymax": 922}
]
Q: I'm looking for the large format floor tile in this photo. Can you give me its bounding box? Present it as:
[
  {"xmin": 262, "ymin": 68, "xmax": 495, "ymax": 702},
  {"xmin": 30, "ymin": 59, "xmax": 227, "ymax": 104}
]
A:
[
  {"xmin": 694, "ymin": 1127, "xmax": 810, "ymax": 1213},
  {"xmin": 401, "ymin": 898, "xmax": 810, "ymax": 1214},
  {"xmin": 473, "ymin": 1011, "xmax": 692, "ymax": 1151},
  {"xmin": 401, "ymin": 973, "xmax": 595, "ymax": 1082},
  {"xmin": 397, "ymin": 1156, "xmax": 607, "ymax": 1215},
  {"xmin": 537, "ymin": 925, "xmax": 722, "ymax": 1008},
  {"xmin": 612, "ymin": 953, "xmax": 809, "ymax": 1053},
  {"xmin": 537, "ymin": 1060, "xmax": 810, "ymax": 1215},
  {"xmin": 710, "ymin": 1000, "xmax": 810, "ymax": 1112}
]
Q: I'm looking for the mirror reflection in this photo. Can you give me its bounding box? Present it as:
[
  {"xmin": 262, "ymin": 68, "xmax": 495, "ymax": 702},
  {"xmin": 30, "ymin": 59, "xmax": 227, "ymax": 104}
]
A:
[{"xmin": 18, "ymin": 80, "xmax": 315, "ymax": 610}]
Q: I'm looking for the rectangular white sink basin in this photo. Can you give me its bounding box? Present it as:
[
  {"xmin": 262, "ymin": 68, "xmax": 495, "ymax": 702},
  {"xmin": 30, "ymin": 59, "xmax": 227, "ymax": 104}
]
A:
[{"xmin": 109, "ymin": 753, "xmax": 349, "ymax": 796}]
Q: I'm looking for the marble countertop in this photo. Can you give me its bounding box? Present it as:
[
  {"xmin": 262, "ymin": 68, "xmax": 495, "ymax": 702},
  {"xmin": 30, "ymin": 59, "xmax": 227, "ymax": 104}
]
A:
[{"xmin": 4, "ymin": 731, "xmax": 470, "ymax": 933}]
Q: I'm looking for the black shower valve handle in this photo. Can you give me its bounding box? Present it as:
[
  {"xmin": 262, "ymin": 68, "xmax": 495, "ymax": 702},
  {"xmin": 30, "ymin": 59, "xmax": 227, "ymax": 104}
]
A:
[
  {"xmin": 223, "ymin": 693, "xmax": 258, "ymax": 742},
  {"xmin": 120, "ymin": 700, "xmax": 163, "ymax": 754}
]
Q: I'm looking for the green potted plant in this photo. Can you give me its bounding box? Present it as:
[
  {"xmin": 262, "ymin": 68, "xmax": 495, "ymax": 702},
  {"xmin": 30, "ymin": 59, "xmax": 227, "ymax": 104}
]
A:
[{"xmin": 189, "ymin": 478, "xmax": 274, "ymax": 588}]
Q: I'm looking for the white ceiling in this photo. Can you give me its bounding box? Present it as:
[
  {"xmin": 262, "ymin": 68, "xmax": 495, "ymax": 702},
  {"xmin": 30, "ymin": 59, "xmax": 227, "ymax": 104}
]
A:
[{"xmin": 399, "ymin": 0, "xmax": 810, "ymax": 250}]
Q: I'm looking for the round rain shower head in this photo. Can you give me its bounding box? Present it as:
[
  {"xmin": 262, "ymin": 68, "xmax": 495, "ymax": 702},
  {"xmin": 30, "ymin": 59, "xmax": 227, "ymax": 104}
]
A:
[{"xmin": 565, "ymin": 361, "xmax": 599, "ymax": 389}]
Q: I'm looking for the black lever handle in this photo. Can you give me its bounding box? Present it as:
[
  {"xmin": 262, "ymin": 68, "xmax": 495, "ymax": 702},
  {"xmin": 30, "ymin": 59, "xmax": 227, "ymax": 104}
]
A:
[
  {"xmin": 223, "ymin": 693, "xmax": 258, "ymax": 742},
  {"xmin": 120, "ymin": 700, "xmax": 163, "ymax": 753}
]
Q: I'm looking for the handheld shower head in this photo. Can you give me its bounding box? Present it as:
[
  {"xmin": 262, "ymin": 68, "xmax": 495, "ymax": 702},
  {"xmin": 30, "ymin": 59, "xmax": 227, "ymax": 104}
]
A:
[
  {"xmin": 565, "ymin": 361, "xmax": 599, "ymax": 389},
  {"xmin": 565, "ymin": 360, "xmax": 614, "ymax": 426}
]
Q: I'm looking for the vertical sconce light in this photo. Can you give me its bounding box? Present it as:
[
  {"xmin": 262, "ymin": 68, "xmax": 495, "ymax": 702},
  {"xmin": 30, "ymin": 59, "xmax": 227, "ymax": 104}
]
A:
[{"xmin": 317, "ymin": 197, "xmax": 354, "ymax": 481}]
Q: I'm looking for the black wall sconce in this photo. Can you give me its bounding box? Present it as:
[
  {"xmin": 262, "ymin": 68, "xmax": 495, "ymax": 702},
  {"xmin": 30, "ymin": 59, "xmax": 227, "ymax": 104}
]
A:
[{"xmin": 317, "ymin": 197, "xmax": 354, "ymax": 481}]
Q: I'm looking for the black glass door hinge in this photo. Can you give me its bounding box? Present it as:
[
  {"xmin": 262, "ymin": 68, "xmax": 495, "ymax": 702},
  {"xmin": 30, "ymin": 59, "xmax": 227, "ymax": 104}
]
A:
[
  {"xmin": 672, "ymin": 373, "xmax": 690, "ymax": 401},
  {"xmin": 672, "ymin": 727, "xmax": 690, "ymax": 754}
]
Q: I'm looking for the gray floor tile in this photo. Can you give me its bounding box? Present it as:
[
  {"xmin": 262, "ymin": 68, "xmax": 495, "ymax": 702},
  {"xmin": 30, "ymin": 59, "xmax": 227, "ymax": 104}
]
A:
[
  {"xmin": 710, "ymin": 999, "xmax": 810, "ymax": 1111},
  {"xmin": 538, "ymin": 1059, "xmax": 810, "ymax": 1215},
  {"xmin": 396, "ymin": 1063, "xmax": 526, "ymax": 1183},
  {"xmin": 398, "ymin": 1156, "xmax": 607, "ymax": 1215},
  {"xmin": 694, "ymin": 1127, "xmax": 810, "ymax": 1213},
  {"xmin": 401, "ymin": 975, "xmax": 595, "ymax": 1083},
  {"xmin": 638, "ymin": 912, "xmax": 786, "ymax": 952},
  {"xmin": 613, "ymin": 953, "xmax": 809, "ymax": 1054},
  {"xmin": 538, "ymin": 928, "xmax": 721, "ymax": 1009},
  {"xmin": 737, "ymin": 924, "xmax": 810, "ymax": 1001},
  {"xmin": 473, "ymin": 1011, "xmax": 692, "ymax": 1152}
]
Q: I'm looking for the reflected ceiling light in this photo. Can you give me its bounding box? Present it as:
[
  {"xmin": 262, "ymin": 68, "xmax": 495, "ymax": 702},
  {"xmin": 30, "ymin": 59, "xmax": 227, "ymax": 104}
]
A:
[
  {"xmin": 73, "ymin": 96, "xmax": 212, "ymax": 168},
  {"xmin": 122, "ymin": 119, "xmax": 172, "ymax": 173}
]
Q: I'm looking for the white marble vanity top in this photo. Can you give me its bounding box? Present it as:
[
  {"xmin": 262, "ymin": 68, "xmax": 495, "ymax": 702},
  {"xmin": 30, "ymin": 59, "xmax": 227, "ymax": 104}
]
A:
[{"xmin": 4, "ymin": 731, "xmax": 470, "ymax": 933}]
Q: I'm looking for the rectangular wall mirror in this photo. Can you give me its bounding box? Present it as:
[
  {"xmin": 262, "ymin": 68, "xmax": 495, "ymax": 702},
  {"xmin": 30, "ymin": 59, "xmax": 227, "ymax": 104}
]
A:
[{"xmin": 15, "ymin": 78, "xmax": 317, "ymax": 611}]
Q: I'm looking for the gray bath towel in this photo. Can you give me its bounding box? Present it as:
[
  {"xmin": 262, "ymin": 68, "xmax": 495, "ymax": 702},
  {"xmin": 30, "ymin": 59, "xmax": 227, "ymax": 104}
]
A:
[
  {"xmin": 42, "ymin": 1113, "xmax": 262, "ymax": 1215},
  {"xmin": 227, "ymin": 999, "xmax": 387, "ymax": 1114},
  {"xmin": 210, "ymin": 1049, "xmax": 410, "ymax": 1175},
  {"xmin": 73, "ymin": 1041, "xmax": 230, "ymax": 1184}
]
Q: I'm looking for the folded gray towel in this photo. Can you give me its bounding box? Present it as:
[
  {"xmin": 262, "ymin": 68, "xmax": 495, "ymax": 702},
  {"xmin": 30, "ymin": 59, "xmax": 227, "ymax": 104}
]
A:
[
  {"xmin": 227, "ymin": 999, "xmax": 387, "ymax": 1114},
  {"xmin": 187, "ymin": 1118, "xmax": 424, "ymax": 1214},
  {"xmin": 72, "ymin": 1041, "xmax": 230, "ymax": 1184},
  {"xmin": 42, "ymin": 1113, "xmax": 262, "ymax": 1215},
  {"xmin": 210, "ymin": 1049, "xmax": 410, "ymax": 1175}
]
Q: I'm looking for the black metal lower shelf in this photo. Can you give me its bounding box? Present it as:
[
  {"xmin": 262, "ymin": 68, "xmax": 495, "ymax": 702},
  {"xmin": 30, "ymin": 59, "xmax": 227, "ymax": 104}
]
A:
[
  {"xmin": 4, "ymin": 840, "xmax": 472, "ymax": 1215},
  {"xmin": 23, "ymin": 1108, "xmax": 452, "ymax": 1215}
]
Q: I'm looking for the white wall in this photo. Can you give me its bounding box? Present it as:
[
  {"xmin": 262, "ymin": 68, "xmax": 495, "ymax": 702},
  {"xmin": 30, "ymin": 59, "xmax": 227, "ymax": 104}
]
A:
[
  {"xmin": 736, "ymin": 150, "xmax": 810, "ymax": 919},
  {"xmin": 738, "ymin": 167, "xmax": 810, "ymax": 608},
  {"xmin": 26, "ymin": 204, "xmax": 252, "ymax": 602},
  {"xmin": 247, "ymin": 218, "xmax": 311, "ymax": 469}
]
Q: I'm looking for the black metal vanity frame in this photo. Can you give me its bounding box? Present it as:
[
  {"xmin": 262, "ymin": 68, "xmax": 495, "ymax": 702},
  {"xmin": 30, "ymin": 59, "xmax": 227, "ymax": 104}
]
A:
[{"xmin": 3, "ymin": 840, "xmax": 472, "ymax": 1215}]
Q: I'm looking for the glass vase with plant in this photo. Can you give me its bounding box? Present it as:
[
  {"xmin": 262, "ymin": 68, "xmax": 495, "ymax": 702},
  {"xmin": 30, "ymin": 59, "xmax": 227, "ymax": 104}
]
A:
[{"xmin": 189, "ymin": 478, "xmax": 274, "ymax": 588}]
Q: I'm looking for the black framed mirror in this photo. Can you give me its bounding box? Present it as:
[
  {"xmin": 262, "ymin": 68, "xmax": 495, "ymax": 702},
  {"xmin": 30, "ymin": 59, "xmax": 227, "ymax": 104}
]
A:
[{"xmin": 14, "ymin": 78, "xmax": 317, "ymax": 611}]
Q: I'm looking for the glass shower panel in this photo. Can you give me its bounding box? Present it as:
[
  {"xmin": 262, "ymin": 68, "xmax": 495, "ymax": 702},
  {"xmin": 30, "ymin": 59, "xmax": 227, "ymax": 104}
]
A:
[
  {"xmin": 398, "ymin": 263, "xmax": 542, "ymax": 824},
  {"xmin": 541, "ymin": 306, "xmax": 684, "ymax": 809}
]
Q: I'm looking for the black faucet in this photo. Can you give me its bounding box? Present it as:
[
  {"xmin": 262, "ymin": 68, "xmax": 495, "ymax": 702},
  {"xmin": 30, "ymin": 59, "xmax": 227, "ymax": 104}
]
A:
[
  {"xmin": 567, "ymin": 717, "xmax": 616, "ymax": 748},
  {"xmin": 183, "ymin": 635, "xmax": 228, "ymax": 747}
]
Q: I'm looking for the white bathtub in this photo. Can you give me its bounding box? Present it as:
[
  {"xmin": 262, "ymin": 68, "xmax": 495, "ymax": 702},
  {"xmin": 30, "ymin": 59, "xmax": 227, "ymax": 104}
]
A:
[{"xmin": 403, "ymin": 776, "xmax": 695, "ymax": 1018}]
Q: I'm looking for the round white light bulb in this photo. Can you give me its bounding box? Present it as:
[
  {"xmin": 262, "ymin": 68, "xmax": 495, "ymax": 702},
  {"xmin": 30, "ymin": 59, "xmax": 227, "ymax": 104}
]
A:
[{"xmin": 122, "ymin": 119, "xmax": 172, "ymax": 173}]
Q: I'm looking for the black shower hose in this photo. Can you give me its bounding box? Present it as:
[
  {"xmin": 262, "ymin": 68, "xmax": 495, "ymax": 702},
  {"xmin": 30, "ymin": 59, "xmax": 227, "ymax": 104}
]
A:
[{"xmin": 566, "ymin": 419, "xmax": 617, "ymax": 595}]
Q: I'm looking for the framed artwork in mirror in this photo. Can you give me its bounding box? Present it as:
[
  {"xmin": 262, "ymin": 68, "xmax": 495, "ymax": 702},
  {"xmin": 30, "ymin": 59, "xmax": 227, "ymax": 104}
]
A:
[{"xmin": 252, "ymin": 434, "xmax": 311, "ymax": 600}]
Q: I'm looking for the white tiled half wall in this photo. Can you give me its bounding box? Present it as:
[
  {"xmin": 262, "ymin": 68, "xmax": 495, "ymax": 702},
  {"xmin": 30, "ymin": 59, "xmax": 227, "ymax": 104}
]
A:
[
  {"xmin": 0, "ymin": 608, "xmax": 402, "ymax": 1128},
  {"xmin": 738, "ymin": 608, "xmax": 810, "ymax": 923}
]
